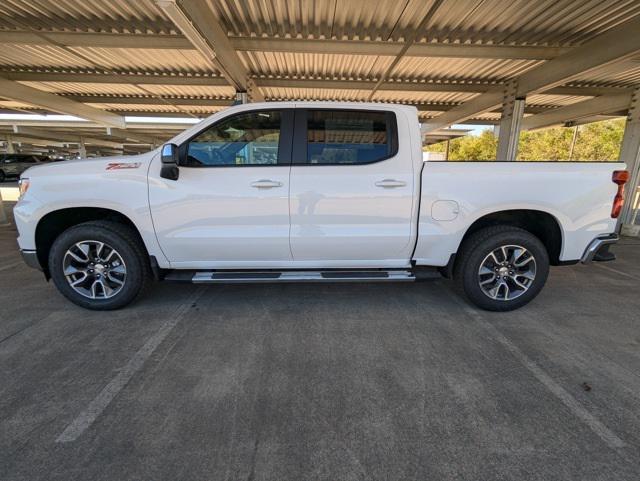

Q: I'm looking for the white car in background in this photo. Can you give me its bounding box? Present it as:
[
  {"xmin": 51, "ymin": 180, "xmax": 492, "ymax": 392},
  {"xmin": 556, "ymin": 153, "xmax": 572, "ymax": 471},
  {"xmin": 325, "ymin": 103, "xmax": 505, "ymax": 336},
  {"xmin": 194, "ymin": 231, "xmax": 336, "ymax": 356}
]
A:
[{"xmin": 13, "ymin": 102, "xmax": 628, "ymax": 311}]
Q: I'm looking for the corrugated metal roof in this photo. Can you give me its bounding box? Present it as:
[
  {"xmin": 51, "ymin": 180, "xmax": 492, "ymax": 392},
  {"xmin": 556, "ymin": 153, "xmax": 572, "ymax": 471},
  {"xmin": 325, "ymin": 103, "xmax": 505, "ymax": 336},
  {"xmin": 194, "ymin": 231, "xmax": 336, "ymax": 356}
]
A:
[
  {"xmin": 0, "ymin": 0, "xmax": 638, "ymax": 151},
  {"xmin": 391, "ymin": 57, "xmax": 543, "ymax": 82},
  {"xmin": 0, "ymin": 0, "xmax": 174, "ymax": 33},
  {"xmin": 242, "ymin": 51, "xmax": 393, "ymax": 80}
]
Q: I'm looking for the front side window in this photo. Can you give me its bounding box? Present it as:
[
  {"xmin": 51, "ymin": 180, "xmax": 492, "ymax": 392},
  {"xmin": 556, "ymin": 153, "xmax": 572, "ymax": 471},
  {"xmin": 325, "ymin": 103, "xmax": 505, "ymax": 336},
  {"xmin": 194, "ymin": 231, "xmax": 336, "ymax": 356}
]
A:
[
  {"xmin": 185, "ymin": 110, "xmax": 282, "ymax": 166},
  {"xmin": 306, "ymin": 110, "xmax": 395, "ymax": 165}
]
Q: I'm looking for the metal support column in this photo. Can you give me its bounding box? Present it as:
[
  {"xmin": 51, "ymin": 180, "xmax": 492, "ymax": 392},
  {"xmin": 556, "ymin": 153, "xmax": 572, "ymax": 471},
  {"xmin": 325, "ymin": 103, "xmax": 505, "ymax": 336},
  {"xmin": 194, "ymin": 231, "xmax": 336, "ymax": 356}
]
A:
[
  {"xmin": 0, "ymin": 135, "xmax": 13, "ymax": 225},
  {"xmin": 235, "ymin": 91, "xmax": 248, "ymax": 104},
  {"xmin": 5, "ymin": 134, "xmax": 15, "ymax": 154},
  {"xmin": 0, "ymin": 191, "xmax": 7, "ymax": 226},
  {"xmin": 619, "ymin": 88, "xmax": 640, "ymax": 232},
  {"xmin": 78, "ymin": 137, "xmax": 87, "ymax": 159},
  {"xmin": 496, "ymin": 81, "xmax": 525, "ymax": 161}
]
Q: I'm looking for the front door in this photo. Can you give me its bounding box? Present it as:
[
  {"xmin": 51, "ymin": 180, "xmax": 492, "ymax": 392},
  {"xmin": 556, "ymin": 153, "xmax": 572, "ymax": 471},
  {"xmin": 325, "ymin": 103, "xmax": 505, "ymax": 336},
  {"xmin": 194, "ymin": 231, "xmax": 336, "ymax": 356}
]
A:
[
  {"xmin": 289, "ymin": 108, "xmax": 416, "ymax": 267},
  {"xmin": 149, "ymin": 109, "xmax": 293, "ymax": 268}
]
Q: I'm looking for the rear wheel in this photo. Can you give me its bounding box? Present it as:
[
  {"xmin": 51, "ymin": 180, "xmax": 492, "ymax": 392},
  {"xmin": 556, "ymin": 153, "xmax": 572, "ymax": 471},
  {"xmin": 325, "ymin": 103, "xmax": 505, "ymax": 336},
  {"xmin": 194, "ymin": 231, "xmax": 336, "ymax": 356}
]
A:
[
  {"xmin": 49, "ymin": 221, "xmax": 151, "ymax": 310},
  {"xmin": 454, "ymin": 226, "xmax": 549, "ymax": 311}
]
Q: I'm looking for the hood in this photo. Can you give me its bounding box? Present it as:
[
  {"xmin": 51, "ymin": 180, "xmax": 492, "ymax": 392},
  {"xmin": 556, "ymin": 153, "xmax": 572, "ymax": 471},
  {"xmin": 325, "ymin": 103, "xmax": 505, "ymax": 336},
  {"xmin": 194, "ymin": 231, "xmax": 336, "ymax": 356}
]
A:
[{"xmin": 21, "ymin": 151, "xmax": 156, "ymax": 179}]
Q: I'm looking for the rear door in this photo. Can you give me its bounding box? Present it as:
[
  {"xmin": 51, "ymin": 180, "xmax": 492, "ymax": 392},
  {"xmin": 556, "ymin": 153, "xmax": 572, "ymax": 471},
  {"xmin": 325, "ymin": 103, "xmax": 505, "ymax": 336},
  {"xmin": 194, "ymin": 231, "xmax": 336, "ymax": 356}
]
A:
[{"xmin": 289, "ymin": 107, "xmax": 415, "ymax": 267}]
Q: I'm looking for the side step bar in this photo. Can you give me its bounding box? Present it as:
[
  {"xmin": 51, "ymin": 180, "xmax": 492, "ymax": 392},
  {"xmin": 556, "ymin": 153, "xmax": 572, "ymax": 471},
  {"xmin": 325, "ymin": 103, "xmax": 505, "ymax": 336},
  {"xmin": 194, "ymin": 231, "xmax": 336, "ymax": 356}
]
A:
[{"xmin": 166, "ymin": 269, "xmax": 416, "ymax": 284}]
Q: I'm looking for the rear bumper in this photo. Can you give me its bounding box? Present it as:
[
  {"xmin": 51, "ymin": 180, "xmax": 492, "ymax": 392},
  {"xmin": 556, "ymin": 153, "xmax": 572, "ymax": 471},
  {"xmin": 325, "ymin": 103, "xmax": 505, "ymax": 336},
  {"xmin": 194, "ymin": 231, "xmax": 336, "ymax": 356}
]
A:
[
  {"xmin": 581, "ymin": 234, "xmax": 618, "ymax": 264},
  {"xmin": 20, "ymin": 249, "xmax": 42, "ymax": 271}
]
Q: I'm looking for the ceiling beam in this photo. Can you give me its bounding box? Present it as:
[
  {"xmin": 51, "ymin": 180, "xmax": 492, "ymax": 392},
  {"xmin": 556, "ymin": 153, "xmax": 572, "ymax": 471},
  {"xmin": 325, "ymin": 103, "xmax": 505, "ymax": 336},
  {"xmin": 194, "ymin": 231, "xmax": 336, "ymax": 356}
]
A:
[
  {"xmin": 63, "ymin": 95, "xmax": 233, "ymax": 106},
  {"xmin": 0, "ymin": 119, "xmax": 192, "ymax": 130},
  {"xmin": 105, "ymin": 128, "xmax": 158, "ymax": 145},
  {"xmin": 12, "ymin": 126, "xmax": 123, "ymax": 148},
  {"xmin": 0, "ymin": 71, "xmax": 229, "ymax": 86},
  {"xmin": 1, "ymin": 70, "xmax": 631, "ymax": 98},
  {"xmin": 0, "ymin": 76, "xmax": 125, "ymax": 128},
  {"xmin": 0, "ymin": 29, "xmax": 572, "ymax": 60},
  {"xmin": 522, "ymin": 94, "xmax": 632, "ymax": 130},
  {"xmin": 156, "ymin": 0, "xmax": 263, "ymax": 101},
  {"xmin": 0, "ymin": 30, "xmax": 192, "ymax": 49},
  {"xmin": 421, "ymin": 91, "xmax": 506, "ymax": 132},
  {"xmin": 515, "ymin": 16, "xmax": 640, "ymax": 97},
  {"xmin": 422, "ymin": 15, "xmax": 640, "ymax": 132},
  {"xmin": 231, "ymin": 37, "xmax": 570, "ymax": 60}
]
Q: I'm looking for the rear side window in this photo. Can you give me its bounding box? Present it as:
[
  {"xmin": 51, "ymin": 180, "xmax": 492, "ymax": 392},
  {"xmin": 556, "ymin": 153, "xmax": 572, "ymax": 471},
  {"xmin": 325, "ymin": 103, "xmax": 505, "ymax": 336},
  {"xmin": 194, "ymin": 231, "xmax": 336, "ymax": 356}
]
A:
[
  {"xmin": 305, "ymin": 110, "xmax": 397, "ymax": 165},
  {"xmin": 184, "ymin": 110, "xmax": 282, "ymax": 167}
]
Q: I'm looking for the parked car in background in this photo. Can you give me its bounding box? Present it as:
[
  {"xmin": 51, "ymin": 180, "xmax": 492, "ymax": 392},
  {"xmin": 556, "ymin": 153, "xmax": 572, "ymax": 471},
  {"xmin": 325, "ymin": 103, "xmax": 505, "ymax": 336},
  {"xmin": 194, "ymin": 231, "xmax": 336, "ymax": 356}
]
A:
[
  {"xmin": 13, "ymin": 102, "xmax": 628, "ymax": 312},
  {"xmin": 0, "ymin": 154, "xmax": 50, "ymax": 182}
]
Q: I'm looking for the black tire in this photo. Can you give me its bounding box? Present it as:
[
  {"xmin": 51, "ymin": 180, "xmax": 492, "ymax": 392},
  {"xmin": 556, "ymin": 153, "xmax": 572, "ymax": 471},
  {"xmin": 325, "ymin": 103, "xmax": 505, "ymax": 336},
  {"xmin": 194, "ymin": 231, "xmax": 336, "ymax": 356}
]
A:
[
  {"xmin": 49, "ymin": 221, "xmax": 152, "ymax": 310},
  {"xmin": 454, "ymin": 226, "xmax": 550, "ymax": 312},
  {"xmin": 0, "ymin": 170, "xmax": 5, "ymax": 182}
]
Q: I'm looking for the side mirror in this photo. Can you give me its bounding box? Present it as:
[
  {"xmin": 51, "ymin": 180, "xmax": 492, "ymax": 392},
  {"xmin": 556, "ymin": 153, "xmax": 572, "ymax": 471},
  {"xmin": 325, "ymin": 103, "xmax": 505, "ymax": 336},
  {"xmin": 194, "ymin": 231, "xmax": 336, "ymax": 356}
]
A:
[{"xmin": 160, "ymin": 143, "xmax": 179, "ymax": 181}]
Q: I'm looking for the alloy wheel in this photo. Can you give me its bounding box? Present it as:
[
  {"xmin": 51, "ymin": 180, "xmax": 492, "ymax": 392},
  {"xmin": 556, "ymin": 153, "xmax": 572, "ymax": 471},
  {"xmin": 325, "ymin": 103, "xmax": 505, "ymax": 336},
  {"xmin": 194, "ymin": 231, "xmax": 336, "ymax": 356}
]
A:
[
  {"xmin": 477, "ymin": 244, "xmax": 536, "ymax": 301},
  {"xmin": 62, "ymin": 240, "xmax": 127, "ymax": 299}
]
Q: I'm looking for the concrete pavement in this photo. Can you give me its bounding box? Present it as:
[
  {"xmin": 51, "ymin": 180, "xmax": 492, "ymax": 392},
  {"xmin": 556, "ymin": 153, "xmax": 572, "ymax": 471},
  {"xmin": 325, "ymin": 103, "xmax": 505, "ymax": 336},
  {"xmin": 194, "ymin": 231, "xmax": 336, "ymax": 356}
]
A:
[{"xmin": 1, "ymin": 221, "xmax": 640, "ymax": 480}]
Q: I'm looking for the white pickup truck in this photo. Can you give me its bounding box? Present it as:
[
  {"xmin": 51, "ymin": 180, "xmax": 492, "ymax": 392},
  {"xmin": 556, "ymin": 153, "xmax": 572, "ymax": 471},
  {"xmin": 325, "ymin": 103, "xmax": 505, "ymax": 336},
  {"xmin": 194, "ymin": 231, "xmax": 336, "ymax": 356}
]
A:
[{"xmin": 14, "ymin": 102, "xmax": 628, "ymax": 311}]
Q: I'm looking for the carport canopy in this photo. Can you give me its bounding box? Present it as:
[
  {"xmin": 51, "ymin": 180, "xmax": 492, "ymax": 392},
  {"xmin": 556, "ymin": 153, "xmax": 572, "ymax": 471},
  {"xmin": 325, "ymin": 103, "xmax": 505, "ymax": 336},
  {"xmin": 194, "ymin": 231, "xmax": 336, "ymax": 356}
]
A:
[{"xmin": 0, "ymin": 0, "xmax": 639, "ymax": 224}]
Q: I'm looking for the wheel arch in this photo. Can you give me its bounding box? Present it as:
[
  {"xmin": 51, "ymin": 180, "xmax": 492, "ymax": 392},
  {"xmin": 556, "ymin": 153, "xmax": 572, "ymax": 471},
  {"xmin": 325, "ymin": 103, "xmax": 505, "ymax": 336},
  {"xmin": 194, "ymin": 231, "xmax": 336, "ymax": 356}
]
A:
[
  {"xmin": 35, "ymin": 207, "xmax": 149, "ymax": 278},
  {"xmin": 458, "ymin": 209, "xmax": 563, "ymax": 266}
]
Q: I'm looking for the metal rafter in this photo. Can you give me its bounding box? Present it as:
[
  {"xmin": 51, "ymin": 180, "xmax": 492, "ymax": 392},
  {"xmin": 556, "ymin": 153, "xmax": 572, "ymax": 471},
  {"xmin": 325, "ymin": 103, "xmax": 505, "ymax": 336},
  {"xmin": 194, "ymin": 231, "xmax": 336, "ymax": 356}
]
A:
[
  {"xmin": 156, "ymin": 0, "xmax": 264, "ymax": 102},
  {"xmin": 0, "ymin": 76, "xmax": 125, "ymax": 128},
  {"xmin": 12, "ymin": 126, "xmax": 123, "ymax": 148},
  {"xmin": 367, "ymin": 0, "xmax": 446, "ymax": 101},
  {"xmin": 422, "ymin": 15, "xmax": 640, "ymax": 132},
  {"xmin": 0, "ymin": 29, "xmax": 572, "ymax": 60},
  {"xmin": 522, "ymin": 94, "xmax": 632, "ymax": 130}
]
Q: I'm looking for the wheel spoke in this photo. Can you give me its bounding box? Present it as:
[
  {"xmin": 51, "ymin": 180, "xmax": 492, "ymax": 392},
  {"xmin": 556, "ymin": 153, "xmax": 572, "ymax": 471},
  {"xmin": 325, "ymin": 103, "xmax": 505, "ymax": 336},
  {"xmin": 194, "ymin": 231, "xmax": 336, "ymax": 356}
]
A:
[
  {"xmin": 110, "ymin": 264, "xmax": 125, "ymax": 274},
  {"xmin": 514, "ymin": 255, "xmax": 534, "ymax": 267},
  {"xmin": 512, "ymin": 276, "xmax": 529, "ymax": 289},
  {"xmin": 107, "ymin": 272, "xmax": 124, "ymax": 286},
  {"xmin": 66, "ymin": 248, "xmax": 89, "ymax": 264},
  {"xmin": 64, "ymin": 264, "xmax": 86, "ymax": 276},
  {"xmin": 478, "ymin": 244, "xmax": 537, "ymax": 302},
  {"xmin": 510, "ymin": 248, "xmax": 524, "ymax": 264},
  {"xmin": 63, "ymin": 240, "xmax": 127, "ymax": 300},
  {"xmin": 70, "ymin": 272, "xmax": 89, "ymax": 286},
  {"xmin": 480, "ymin": 274, "xmax": 496, "ymax": 286}
]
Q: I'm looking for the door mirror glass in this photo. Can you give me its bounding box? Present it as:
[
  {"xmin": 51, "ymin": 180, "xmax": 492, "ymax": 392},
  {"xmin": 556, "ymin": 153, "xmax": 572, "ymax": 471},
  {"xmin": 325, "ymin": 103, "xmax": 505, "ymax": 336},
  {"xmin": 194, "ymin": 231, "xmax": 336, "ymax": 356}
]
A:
[
  {"xmin": 160, "ymin": 143, "xmax": 179, "ymax": 181},
  {"xmin": 161, "ymin": 143, "xmax": 179, "ymax": 164}
]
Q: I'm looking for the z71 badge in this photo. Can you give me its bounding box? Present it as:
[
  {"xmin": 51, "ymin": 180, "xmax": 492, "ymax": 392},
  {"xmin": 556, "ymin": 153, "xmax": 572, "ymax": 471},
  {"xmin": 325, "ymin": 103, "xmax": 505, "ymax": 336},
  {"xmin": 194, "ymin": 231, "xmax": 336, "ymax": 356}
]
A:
[{"xmin": 106, "ymin": 162, "xmax": 142, "ymax": 170}]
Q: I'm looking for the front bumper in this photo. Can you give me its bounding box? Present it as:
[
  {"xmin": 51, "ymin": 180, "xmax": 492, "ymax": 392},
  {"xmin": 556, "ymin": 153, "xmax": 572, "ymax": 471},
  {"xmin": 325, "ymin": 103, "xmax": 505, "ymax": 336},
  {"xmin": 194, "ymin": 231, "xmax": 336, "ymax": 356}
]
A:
[
  {"xmin": 20, "ymin": 249, "xmax": 42, "ymax": 271},
  {"xmin": 581, "ymin": 234, "xmax": 618, "ymax": 264}
]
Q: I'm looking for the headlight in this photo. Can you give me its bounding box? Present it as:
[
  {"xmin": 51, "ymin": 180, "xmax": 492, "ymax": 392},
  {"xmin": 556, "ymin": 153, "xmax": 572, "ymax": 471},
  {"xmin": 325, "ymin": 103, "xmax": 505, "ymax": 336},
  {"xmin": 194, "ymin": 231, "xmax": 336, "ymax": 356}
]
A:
[{"xmin": 18, "ymin": 178, "xmax": 30, "ymax": 200}]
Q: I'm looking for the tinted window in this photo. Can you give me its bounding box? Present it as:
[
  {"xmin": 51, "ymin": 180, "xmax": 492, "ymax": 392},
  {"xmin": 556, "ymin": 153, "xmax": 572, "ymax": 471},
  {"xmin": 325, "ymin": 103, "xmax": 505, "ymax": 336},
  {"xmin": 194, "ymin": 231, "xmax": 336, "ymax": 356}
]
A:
[
  {"xmin": 306, "ymin": 110, "xmax": 395, "ymax": 165},
  {"xmin": 185, "ymin": 111, "xmax": 281, "ymax": 166}
]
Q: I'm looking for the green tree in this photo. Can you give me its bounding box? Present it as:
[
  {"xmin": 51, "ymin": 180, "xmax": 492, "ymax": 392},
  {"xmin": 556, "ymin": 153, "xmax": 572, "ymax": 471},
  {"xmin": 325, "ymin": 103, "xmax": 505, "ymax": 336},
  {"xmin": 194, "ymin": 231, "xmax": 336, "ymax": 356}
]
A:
[{"xmin": 424, "ymin": 119, "xmax": 625, "ymax": 161}]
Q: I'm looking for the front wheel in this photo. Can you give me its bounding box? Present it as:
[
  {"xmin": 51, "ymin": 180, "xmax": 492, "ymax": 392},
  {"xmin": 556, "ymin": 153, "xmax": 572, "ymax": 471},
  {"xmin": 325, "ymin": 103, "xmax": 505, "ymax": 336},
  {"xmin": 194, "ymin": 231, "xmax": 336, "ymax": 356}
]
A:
[
  {"xmin": 49, "ymin": 221, "xmax": 151, "ymax": 310},
  {"xmin": 454, "ymin": 226, "xmax": 550, "ymax": 311}
]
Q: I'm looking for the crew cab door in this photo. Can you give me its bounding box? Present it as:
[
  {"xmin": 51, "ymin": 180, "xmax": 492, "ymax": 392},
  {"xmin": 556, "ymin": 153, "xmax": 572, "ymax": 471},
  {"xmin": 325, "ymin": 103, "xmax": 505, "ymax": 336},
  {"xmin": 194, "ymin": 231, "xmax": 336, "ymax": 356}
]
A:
[
  {"xmin": 148, "ymin": 109, "xmax": 293, "ymax": 267},
  {"xmin": 289, "ymin": 108, "xmax": 415, "ymax": 267}
]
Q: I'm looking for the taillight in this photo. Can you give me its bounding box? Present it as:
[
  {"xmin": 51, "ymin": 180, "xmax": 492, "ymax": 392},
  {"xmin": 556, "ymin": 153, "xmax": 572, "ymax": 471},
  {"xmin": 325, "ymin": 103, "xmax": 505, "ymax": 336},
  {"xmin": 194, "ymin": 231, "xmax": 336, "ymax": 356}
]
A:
[{"xmin": 611, "ymin": 170, "xmax": 629, "ymax": 218}]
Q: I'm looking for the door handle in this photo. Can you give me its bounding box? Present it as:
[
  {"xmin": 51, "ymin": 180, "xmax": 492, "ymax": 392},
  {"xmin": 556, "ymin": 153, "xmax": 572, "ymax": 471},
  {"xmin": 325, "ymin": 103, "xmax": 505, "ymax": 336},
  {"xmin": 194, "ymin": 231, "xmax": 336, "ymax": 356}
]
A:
[
  {"xmin": 375, "ymin": 179, "xmax": 406, "ymax": 188},
  {"xmin": 251, "ymin": 179, "xmax": 283, "ymax": 189}
]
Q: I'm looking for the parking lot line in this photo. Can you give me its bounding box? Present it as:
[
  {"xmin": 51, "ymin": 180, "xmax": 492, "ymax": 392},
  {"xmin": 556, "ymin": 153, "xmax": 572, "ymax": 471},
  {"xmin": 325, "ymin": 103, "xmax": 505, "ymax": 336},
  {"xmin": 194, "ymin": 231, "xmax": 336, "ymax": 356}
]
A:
[
  {"xmin": 56, "ymin": 286, "xmax": 207, "ymax": 443},
  {"xmin": 0, "ymin": 260, "xmax": 22, "ymax": 272},
  {"xmin": 441, "ymin": 287, "xmax": 627, "ymax": 450},
  {"xmin": 594, "ymin": 263, "xmax": 640, "ymax": 281}
]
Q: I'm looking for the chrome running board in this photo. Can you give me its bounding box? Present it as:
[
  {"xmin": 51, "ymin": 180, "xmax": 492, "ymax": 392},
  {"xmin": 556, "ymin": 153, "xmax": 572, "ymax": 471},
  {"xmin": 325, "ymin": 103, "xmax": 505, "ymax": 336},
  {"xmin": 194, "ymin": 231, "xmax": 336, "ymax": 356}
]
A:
[{"xmin": 188, "ymin": 269, "xmax": 416, "ymax": 284}]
